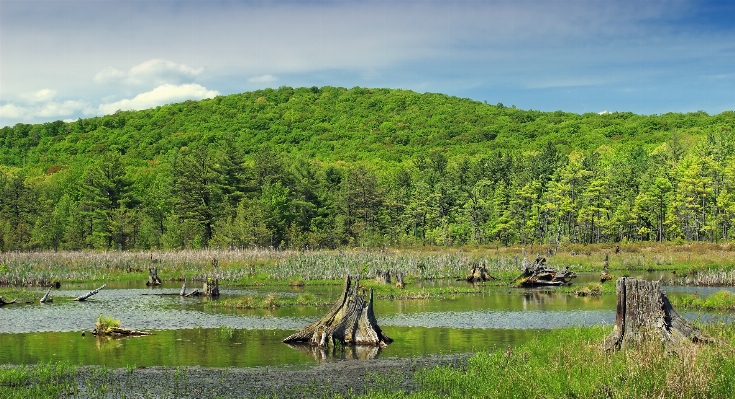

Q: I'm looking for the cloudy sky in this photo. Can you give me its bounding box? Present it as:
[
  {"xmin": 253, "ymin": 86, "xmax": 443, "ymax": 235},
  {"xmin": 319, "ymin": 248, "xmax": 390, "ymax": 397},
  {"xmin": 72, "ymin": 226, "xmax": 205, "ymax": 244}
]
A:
[{"xmin": 1, "ymin": 0, "xmax": 734, "ymax": 127}]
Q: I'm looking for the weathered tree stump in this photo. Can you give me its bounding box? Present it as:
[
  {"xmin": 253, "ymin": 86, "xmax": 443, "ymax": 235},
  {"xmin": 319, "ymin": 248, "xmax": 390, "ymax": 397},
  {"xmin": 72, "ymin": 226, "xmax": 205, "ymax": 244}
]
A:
[
  {"xmin": 203, "ymin": 278, "xmax": 219, "ymax": 297},
  {"xmin": 465, "ymin": 264, "xmax": 496, "ymax": 283},
  {"xmin": 75, "ymin": 284, "xmax": 106, "ymax": 301},
  {"xmin": 283, "ymin": 275, "xmax": 392, "ymax": 347},
  {"xmin": 375, "ymin": 270, "xmax": 391, "ymax": 285},
  {"xmin": 603, "ymin": 278, "xmax": 707, "ymax": 351},
  {"xmin": 395, "ymin": 271, "xmax": 405, "ymax": 289},
  {"xmin": 146, "ymin": 268, "xmax": 162, "ymax": 286},
  {"xmin": 517, "ymin": 256, "xmax": 576, "ymax": 286}
]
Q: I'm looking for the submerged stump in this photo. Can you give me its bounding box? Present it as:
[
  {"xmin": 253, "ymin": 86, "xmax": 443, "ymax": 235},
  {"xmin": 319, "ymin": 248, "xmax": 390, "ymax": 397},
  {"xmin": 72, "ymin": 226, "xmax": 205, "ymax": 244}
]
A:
[
  {"xmin": 465, "ymin": 264, "xmax": 496, "ymax": 283},
  {"xmin": 283, "ymin": 275, "xmax": 392, "ymax": 348},
  {"xmin": 603, "ymin": 277, "xmax": 707, "ymax": 351}
]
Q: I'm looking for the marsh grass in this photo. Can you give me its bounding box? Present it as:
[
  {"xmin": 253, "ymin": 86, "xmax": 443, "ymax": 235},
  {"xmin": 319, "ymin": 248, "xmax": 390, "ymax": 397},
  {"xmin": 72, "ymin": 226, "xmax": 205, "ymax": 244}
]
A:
[
  {"xmin": 350, "ymin": 324, "xmax": 735, "ymax": 399},
  {"xmin": 0, "ymin": 362, "xmax": 77, "ymax": 398},
  {"xmin": 95, "ymin": 315, "xmax": 120, "ymax": 334},
  {"xmin": 2, "ymin": 244, "xmax": 735, "ymax": 289},
  {"xmin": 669, "ymin": 290, "xmax": 735, "ymax": 311}
]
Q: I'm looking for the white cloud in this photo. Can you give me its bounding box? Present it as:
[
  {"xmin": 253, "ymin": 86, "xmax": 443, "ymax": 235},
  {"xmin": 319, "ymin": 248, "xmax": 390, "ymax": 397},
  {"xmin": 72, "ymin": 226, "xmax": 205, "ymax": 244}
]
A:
[
  {"xmin": 248, "ymin": 74, "xmax": 278, "ymax": 83},
  {"xmin": 93, "ymin": 59, "xmax": 204, "ymax": 87},
  {"xmin": 20, "ymin": 89, "xmax": 57, "ymax": 103},
  {"xmin": 36, "ymin": 100, "xmax": 89, "ymax": 117},
  {"xmin": 97, "ymin": 83, "xmax": 220, "ymax": 114},
  {"xmin": 0, "ymin": 104, "xmax": 28, "ymax": 120}
]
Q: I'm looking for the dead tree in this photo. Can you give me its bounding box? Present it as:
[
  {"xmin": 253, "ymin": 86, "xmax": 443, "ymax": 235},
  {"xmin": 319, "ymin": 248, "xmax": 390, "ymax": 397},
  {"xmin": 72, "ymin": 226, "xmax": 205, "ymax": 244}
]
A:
[
  {"xmin": 203, "ymin": 278, "xmax": 219, "ymax": 297},
  {"xmin": 375, "ymin": 270, "xmax": 391, "ymax": 285},
  {"xmin": 283, "ymin": 275, "xmax": 392, "ymax": 348},
  {"xmin": 146, "ymin": 268, "xmax": 162, "ymax": 286},
  {"xmin": 603, "ymin": 278, "xmax": 707, "ymax": 351},
  {"xmin": 465, "ymin": 264, "xmax": 496, "ymax": 283},
  {"xmin": 40, "ymin": 288, "xmax": 53, "ymax": 303},
  {"xmin": 75, "ymin": 284, "xmax": 106, "ymax": 301},
  {"xmin": 517, "ymin": 256, "xmax": 576, "ymax": 286},
  {"xmin": 395, "ymin": 271, "xmax": 405, "ymax": 289}
]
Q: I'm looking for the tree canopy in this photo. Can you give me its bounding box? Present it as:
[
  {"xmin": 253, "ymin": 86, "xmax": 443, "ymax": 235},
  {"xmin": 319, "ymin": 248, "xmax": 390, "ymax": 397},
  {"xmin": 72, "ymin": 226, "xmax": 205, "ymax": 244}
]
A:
[{"xmin": 1, "ymin": 86, "xmax": 734, "ymax": 250}]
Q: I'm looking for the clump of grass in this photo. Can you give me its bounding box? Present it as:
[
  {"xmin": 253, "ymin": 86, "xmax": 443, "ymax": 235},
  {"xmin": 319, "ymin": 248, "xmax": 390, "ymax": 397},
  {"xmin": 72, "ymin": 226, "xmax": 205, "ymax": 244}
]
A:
[
  {"xmin": 574, "ymin": 283, "xmax": 603, "ymax": 297},
  {"xmin": 95, "ymin": 315, "xmax": 120, "ymax": 335}
]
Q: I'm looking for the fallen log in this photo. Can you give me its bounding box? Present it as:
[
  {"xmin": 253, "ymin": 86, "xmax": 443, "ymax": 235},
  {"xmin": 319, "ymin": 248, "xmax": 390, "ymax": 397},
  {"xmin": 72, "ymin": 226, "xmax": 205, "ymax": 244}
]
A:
[
  {"xmin": 74, "ymin": 284, "xmax": 106, "ymax": 301},
  {"xmin": 0, "ymin": 296, "xmax": 17, "ymax": 306},
  {"xmin": 603, "ymin": 277, "xmax": 708, "ymax": 351},
  {"xmin": 95, "ymin": 327, "xmax": 152, "ymax": 336},
  {"xmin": 179, "ymin": 280, "xmax": 187, "ymax": 296},
  {"xmin": 40, "ymin": 288, "xmax": 53, "ymax": 303},
  {"xmin": 283, "ymin": 275, "xmax": 392, "ymax": 348}
]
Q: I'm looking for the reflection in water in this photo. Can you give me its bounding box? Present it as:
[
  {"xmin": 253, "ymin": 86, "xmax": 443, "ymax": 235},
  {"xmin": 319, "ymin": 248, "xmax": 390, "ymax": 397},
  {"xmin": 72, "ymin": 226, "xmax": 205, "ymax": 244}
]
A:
[{"xmin": 285, "ymin": 343, "xmax": 381, "ymax": 362}]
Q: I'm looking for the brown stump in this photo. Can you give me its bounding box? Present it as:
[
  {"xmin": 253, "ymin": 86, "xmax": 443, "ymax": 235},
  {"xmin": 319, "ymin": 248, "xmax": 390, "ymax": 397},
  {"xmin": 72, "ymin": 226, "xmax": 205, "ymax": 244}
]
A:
[
  {"xmin": 203, "ymin": 278, "xmax": 219, "ymax": 297},
  {"xmin": 283, "ymin": 275, "xmax": 392, "ymax": 348},
  {"xmin": 603, "ymin": 277, "xmax": 707, "ymax": 351},
  {"xmin": 465, "ymin": 264, "xmax": 496, "ymax": 283},
  {"xmin": 375, "ymin": 270, "xmax": 391, "ymax": 285},
  {"xmin": 146, "ymin": 268, "xmax": 162, "ymax": 286}
]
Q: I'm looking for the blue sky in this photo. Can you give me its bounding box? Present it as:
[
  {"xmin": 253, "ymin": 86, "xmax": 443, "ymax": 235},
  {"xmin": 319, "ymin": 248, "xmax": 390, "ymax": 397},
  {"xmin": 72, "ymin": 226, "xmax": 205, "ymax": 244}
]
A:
[{"xmin": 1, "ymin": 0, "xmax": 734, "ymax": 127}]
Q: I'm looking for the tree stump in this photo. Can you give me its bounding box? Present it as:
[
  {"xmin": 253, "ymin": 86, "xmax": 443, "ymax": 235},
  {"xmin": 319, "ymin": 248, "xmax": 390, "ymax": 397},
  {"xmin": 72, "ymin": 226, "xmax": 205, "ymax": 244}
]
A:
[
  {"xmin": 395, "ymin": 271, "xmax": 405, "ymax": 289},
  {"xmin": 375, "ymin": 270, "xmax": 391, "ymax": 285},
  {"xmin": 283, "ymin": 275, "xmax": 392, "ymax": 347},
  {"xmin": 603, "ymin": 277, "xmax": 707, "ymax": 351},
  {"xmin": 203, "ymin": 278, "xmax": 219, "ymax": 297},
  {"xmin": 146, "ymin": 268, "xmax": 162, "ymax": 286},
  {"xmin": 465, "ymin": 264, "xmax": 496, "ymax": 283}
]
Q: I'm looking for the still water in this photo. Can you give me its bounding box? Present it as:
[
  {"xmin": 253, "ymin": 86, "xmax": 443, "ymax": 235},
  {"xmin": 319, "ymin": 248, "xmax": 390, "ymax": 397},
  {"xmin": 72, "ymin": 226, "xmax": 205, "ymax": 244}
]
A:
[{"xmin": 0, "ymin": 277, "xmax": 731, "ymax": 367}]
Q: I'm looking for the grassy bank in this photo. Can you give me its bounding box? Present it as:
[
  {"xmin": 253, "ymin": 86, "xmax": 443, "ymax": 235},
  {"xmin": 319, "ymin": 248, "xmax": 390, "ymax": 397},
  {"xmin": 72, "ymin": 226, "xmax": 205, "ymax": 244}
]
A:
[{"xmin": 354, "ymin": 324, "xmax": 735, "ymax": 399}]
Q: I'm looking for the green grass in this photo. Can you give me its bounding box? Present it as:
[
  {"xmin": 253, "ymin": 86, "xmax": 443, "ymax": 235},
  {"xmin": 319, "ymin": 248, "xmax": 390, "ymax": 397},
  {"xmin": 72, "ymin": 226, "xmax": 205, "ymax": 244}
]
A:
[
  {"xmin": 669, "ymin": 291, "xmax": 735, "ymax": 311},
  {"xmin": 0, "ymin": 362, "xmax": 78, "ymax": 398},
  {"xmin": 349, "ymin": 323, "xmax": 735, "ymax": 399}
]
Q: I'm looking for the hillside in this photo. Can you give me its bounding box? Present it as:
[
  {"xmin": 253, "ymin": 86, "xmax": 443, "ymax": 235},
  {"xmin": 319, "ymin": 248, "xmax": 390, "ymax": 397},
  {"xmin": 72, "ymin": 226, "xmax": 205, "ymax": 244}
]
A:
[{"xmin": 0, "ymin": 86, "xmax": 734, "ymax": 251}]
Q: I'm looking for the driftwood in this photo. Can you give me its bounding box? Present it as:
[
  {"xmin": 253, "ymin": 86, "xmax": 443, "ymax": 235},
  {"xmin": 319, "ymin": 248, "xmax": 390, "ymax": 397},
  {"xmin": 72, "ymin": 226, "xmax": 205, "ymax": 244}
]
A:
[
  {"xmin": 517, "ymin": 256, "xmax": 576, "ymax": 286},
  {"xmin": 465, "ymin": 264, "xmax": 497, "ymax": 283},
  {"xmin": 603, "ymin": 278, "xmax": 707, "ymax": 351},
  {"xmin": 96, "ymin": 327, "xmax": 152, "ymax": 336},
  {"xmin": 283, "ymin": 275, "xmax": 392, "ymax": 348},
  {"xmin": 146, "ymin": 268, "xmax": 162, "ymax": 286},
  {"xmin": 0, "ymin": 296, "xmax": 17, "ymax": 306},
  {"xmin": 74, "ymin": 284, "xmax": 106, "ymax": 301},
  {"xmin": 179, "ymin": 280, "xmax": 187, "ymax": 296},
  {"xmin": 40, "ymin": 288, "xmax": 53, "ymax": 303}
]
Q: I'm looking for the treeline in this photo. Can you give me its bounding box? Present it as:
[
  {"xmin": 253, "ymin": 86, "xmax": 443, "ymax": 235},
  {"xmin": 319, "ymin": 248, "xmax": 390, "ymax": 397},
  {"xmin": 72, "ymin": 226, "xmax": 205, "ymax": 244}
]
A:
[{"xmin": 1, "ymin": 86, "xmax": 734, "ymax": 251}]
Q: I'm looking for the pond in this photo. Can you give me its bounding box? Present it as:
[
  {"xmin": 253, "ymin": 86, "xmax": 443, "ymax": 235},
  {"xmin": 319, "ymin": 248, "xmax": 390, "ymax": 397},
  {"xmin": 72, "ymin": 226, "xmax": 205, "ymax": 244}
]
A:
[{"xmin": 1, "ymin": 275, "xmax": 732, "ymax": 368}]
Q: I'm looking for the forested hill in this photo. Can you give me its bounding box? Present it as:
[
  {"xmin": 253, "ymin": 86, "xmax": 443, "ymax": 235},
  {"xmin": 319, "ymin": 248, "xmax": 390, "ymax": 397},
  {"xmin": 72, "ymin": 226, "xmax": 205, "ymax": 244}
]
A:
[{"xmin": 1, "ymin": 86, "xmax": 734, "ymax": 251}]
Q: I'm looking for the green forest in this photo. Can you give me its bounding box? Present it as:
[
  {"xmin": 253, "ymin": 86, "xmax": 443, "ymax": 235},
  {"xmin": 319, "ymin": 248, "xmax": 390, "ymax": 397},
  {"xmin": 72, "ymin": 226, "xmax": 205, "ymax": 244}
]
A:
[{"xmin": 1, "ymin": 86, "xmax": 734, "ymax": 251}]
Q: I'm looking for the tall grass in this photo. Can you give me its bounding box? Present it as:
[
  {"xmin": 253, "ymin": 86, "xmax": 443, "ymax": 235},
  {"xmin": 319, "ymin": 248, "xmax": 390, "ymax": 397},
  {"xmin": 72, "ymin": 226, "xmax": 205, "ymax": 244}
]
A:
[
  {"xmin": 2, "ymin": 243, "xmax": 735, "ymax": 287},
  {"xmin": 0, "ymin": 362, "xmax": 77, "ymax": 398}
]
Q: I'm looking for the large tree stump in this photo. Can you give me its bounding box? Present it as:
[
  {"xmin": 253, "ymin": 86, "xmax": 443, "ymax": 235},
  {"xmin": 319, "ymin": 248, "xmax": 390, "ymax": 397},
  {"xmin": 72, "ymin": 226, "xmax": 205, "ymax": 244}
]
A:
[
  {"xmin": 603, "ymin": 277, "xmax": 707, "ymax": 351},
  {"xmin": 283, "ymin": 275, "xmax": 392, "ymax": 348},
  {"xmin": 146, "ymin": 268, "xmax": 162, "ymax": 286}
]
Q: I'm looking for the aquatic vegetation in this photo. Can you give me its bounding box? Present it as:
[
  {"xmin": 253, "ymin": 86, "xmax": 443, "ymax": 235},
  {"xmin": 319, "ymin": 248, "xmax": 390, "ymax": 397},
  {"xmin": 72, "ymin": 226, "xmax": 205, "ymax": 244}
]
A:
[
  {"xmin": 0, "ymin": 362, "xmax": 78, "ymax": 398},
  {"xmin": 95, "ymin": 315, "xmax": 120, "ymax": 335},
  {"xmin": 669, "ymin": 290, "xmax": 735, "ymax": 311}
]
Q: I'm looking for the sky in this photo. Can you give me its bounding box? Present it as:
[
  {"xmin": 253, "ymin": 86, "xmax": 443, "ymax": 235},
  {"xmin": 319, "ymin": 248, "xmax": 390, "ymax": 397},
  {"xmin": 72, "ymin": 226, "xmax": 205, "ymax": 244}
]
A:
[{"xmin": 1, "ymin": 0, "xmax": 735, "ymax": 127}]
